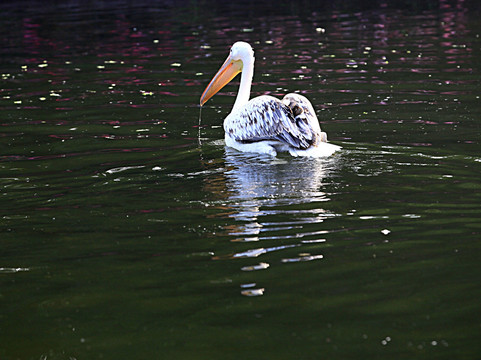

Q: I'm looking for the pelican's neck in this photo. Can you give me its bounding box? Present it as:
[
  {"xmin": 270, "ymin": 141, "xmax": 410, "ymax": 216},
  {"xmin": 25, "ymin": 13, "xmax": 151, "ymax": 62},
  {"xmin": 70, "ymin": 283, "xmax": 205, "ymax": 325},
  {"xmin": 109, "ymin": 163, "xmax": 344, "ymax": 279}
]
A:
[{"xmin": 232, "ymin": 56, "xmax": 254, "ymax": 111}]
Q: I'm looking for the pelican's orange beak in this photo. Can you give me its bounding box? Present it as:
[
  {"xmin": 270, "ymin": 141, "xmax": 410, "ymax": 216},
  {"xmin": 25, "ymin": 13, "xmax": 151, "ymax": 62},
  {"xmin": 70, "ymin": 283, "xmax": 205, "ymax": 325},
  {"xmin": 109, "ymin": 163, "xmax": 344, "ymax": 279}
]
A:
[{"xmin": 200, "ymin": 54, "xmax": 243, "ymax": 106}]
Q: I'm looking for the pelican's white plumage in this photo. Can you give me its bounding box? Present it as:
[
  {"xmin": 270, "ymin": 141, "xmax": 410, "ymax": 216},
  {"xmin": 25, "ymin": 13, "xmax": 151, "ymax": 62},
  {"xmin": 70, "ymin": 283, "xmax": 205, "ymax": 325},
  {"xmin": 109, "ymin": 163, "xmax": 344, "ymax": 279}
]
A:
[{"xmin": 200, "ymin": 41, "xmax": 341, "ymax": 157}]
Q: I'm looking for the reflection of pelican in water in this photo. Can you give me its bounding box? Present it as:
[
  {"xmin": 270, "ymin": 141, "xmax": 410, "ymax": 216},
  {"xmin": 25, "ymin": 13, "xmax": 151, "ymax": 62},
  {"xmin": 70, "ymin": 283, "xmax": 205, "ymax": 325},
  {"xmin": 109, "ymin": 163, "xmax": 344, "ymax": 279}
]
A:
[
  {"xmin": 222, "ymin": 150, "xmax": 337, "ymax": 238},
  {"xmin": 200, "ymin": 41, "xmax": 341, "ymax": 157},
  {"xmin": 225, "ymin": 151, "xmax": 329, "ymax": 203},
  {"xmin": 206, "ymin": 151, "xmax": 338, "ymax": 296}
]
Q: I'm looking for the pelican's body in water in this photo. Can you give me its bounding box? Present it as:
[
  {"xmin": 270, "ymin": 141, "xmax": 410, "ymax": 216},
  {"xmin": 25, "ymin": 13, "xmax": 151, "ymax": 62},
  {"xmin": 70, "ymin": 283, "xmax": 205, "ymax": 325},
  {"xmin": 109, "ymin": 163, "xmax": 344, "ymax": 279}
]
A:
[{"xmin": 200, "ymin": 41, "xmax": 341, "ymax": 157}]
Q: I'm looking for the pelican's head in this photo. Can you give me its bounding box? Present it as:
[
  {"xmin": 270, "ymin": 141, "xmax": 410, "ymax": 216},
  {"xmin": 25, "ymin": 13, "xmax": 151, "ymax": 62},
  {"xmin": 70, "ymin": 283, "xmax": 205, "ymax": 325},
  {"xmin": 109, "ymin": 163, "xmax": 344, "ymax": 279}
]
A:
[
  {"xmin": 229, "ymin": 41, "xmax": 254, "ymax": 62},
  {"xmin": 200, "ymin": 42, "xmax": 254, "ymax": 106}
]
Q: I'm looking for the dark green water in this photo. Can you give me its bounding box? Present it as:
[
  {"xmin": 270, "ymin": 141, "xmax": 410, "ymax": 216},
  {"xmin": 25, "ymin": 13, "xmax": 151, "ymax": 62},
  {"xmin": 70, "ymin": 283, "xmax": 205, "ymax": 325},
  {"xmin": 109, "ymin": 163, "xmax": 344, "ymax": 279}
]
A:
[{"xmin": 1, "ymin": 1, "xmax": 481, "ymax": 359}]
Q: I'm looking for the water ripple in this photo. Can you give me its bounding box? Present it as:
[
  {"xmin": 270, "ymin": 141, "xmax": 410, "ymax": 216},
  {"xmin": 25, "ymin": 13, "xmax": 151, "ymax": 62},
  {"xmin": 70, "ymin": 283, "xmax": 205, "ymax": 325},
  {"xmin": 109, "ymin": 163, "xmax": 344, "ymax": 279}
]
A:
[{"xmin": 0, "ymin": 267, "xmax": 30, "ymax": 273}]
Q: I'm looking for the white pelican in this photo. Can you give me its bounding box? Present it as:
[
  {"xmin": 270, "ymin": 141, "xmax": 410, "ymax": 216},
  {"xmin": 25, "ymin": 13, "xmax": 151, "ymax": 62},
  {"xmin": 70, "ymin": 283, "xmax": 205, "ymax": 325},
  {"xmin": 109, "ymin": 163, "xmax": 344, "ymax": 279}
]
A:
[{"xmin": 200, "ymin": 41, "xmax": 341, "ymax": 157}]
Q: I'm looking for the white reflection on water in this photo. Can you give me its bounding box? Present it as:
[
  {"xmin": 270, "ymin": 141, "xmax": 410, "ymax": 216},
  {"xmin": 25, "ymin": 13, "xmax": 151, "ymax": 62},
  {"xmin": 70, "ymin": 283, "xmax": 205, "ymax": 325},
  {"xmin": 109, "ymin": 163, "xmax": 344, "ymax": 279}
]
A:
[
  {"xmin": 224, "ymin": 149, "xmax": 330, "ymax": 204},
  {"xmin": 215, "ymin": 149, "xmax": 340, "ymax": 295},
  {"xmin": 241, "ymin": 262, "xmax": 270, "ymax": 271},
  {"xmin": 0, "ymin": 267, "xmax": 30, "ymax": 273},
  {"xmin": 223, "ymin": 149, "xmax": 338, "ymax": 238},
  {"xmin": 241, "ymin": 288, "xmax": 265, "ymax": 297}
]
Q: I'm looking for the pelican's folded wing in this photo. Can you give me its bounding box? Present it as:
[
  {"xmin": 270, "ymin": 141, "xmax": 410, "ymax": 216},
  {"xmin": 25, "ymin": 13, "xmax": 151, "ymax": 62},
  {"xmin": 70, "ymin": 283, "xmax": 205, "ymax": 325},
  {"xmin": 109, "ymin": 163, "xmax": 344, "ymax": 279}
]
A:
[{"xmin": 224, "ymin": 95, "xmax": 317, "ymax": 149}]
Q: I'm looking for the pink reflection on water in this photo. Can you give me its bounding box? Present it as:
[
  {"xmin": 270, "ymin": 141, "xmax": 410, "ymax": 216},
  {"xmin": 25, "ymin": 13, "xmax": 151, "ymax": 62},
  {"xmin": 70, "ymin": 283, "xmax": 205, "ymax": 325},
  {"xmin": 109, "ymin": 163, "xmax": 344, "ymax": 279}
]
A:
[{"xmin": 5, "ymin": 0, "xmax": 476, "ymax": 142}]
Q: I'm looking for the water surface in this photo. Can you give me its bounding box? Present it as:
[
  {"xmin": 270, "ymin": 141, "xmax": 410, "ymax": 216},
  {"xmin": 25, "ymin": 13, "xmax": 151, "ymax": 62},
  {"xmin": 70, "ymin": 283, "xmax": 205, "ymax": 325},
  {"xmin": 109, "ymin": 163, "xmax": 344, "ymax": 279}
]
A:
[{"xmin": 1, "ymin": 1, "xmax": 481, "ymax": 359}]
